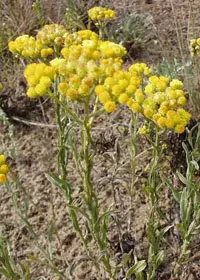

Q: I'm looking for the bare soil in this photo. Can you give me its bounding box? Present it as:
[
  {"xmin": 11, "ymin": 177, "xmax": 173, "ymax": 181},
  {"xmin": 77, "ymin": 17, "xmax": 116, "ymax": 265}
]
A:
[{"xmin": 1, "ymin": 1, "xmax": 200, "ymax": 279}]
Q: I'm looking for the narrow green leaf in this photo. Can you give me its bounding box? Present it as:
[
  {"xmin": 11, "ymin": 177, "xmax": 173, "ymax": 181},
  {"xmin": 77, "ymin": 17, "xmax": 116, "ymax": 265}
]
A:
[
  {"xmin": 45, "ymin": 172, "xmax": 64, "ymax": 188},
  {"xmin": 48, "ymin": 221, "xmax": 55, "ymax": 243},
  {"xmin": 155, "ymin": 250, "xmax": 164, "ymax": 267},
  {"xmin": 182, "ymin": 143, "xmax": 190, "ymax": 166},
  {"xmin": 45, "ymin": 172, "xmax": 72, "ymax": 199},
  {"xmin": 177, "ymin": 172, "xmax": 191, "ymax": 186},
  {"xmin": 191, "ymin": 160, "xmax": 199, "ymax": 171},
  {"xmin": 162, "ymin": 175, "xmax": 181, "ymax": 202},
  {"xmin": 120, "ymin": 250, "xmax": 133, "ymax": 266},
  {"xmin": 180, "ymin": 188, "xmax": 188, "ymax": 223},
  {"xmin": 68, "ymin": 205, "xmax": 90, "ymax": 221},
  {"xmin": 0, "ymin": 268, "xmax": 11, "ymax": 278},
  {"xmin": 125, "ymin": 260, "xmax": 146, "ymax": 278}
]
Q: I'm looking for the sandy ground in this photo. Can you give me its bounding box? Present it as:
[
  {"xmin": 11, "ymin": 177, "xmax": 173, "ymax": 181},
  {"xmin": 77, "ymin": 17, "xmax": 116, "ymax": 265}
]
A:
[{"xmin": 1, "ymin": 0, "xmax": 200, "ymax": 279}]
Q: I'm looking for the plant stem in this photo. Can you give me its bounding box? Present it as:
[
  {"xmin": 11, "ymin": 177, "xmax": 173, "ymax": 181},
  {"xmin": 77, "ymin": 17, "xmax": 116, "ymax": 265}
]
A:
[
  {"xmin": 55, "ymin": 91, "xmax": 91, "ymax": 253},
  {"xmin": 128, "ymin": 112, "xmax": 138, "ymax": 232},
  {"xmin": 81, "ymin": 100, "xmax": 113, "ymax": 277},
  {"xmin": 147, "ymin": 126, "xmax": 161, "ymax": 280}
]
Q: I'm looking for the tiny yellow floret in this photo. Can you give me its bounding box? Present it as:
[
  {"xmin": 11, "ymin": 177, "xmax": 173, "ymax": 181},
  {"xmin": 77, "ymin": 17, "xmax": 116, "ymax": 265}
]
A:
[
  {"xmin": 104, "ymin": 101, "xmax": 116, "ymax": 113},
  {"xmin": 0, "ymin": 174, "xmax": 7, "ymax": 184},
  {"xmin": 0, "ymin": 164, "xmax": 9, "ymax": 174}
]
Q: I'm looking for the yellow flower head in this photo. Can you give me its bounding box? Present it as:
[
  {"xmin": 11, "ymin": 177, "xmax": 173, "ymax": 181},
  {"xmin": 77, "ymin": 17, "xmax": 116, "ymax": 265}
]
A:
[
  {"xmin": 24, "ymin": 63, "xmax": 55, "ymax": 98},
  {"xmin": 190, "ymin": 38, "xmax": 200, "ymax": 57},
  {"xmin": 77, "ymin": 30, "xmax": 98, "ymax": 40},
  {"xmin": 99, "ymin": 91, "xmax": 111, "ymax": 104},
  {"xmin": 0, "ymin": 164, "xmax": 9, "ymax": 174},
  {"xmin": 118, "ymin": 93, "xmax": 129, "ymax": 104},
  {"xmin": 88, "ymin": 7, "xmax": 116, "ymax": 21},
  {"xmin": 0, "ymin": 155, "xmax": 6, "ymax": 165},
  {"xmin": 0, "ymin": 154, "xmax": 9, "ymax": 184},
  {"xmin": 27, "ymin": 87, "xmax": 38, "ymax": 98},
  {"xmin": 36, "ymin": 24, "xmax": 67, "ymax": 46},
  {"xmin": 104, "ymin": 101, "xmax": 116, "ymax": 113},
  {"xmin": 139, "ymin": 125, "xmax": 149, "ymax": 135},
  {"xmin": 8, "ymin": 35, "xmax": 43, "ymax": 58},
  {"xmin": 0, "ymin": 174, "xmax": 7, "ymax": 184}
]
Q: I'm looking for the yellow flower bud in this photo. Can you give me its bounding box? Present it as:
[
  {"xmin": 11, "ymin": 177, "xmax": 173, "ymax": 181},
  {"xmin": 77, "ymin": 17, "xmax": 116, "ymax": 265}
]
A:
[
  {"xmin": 156, "ymin": 81, "xmax": 167, "ymax": 91},
  {"xmin": 139, "ymin": 125, "xmax": 149, "ymax": 135},
  {"xmin": 104, "ymin": 77, "xmax": 115, "ymax": 88},
  {"xmin": 27, "ymin": 87, "xmax": 38, "ymax": 98},
  {"xmin": 118, "ymin": 93, "xmax": 129, "ymax": 104},
  {"xmin": 165, "ymin": 119, "xmax": 175, "ymax": 129},
  {"xmin": 66, "ymin": 88, "xmax": 79, "ymax": 100},
  {"xmin": 0, "ymin": 164, "xmax": 9, "ymax": 174},
  {"xmin": 35, "ymin": 83, "xmax": 48, "ymax": 95},
  {"xmin": 118, "ymin": 79, "xmax": 129, "ymax": 89},
  {"xmin": 175, "ymin": 124, "xmax": 185, "ymax": 134},
  {"xmin": 78, "ymin": 84, "xmax": 90, "ymax": 95},
  {"xmin": 170, "ymin": 79, "xmax": 183, "ymax": 90},
  {"xmin": 132, "ymin": 102, "xmax": 141, "ymax": 113},
  {"xmin": 144, "ymin": 109, "xmax": 154, "ymax": 118},
  {"xmin": 166, "ymin": 110, "xmax": 176, "ymax": 119},
  {"xmin": 41, "ymin": 48, "xmax": 54, "ymax": 58},
  {"xmin": 127, "ymin": 98, "xmax": 134, "ymax": 107},
  {"xmin": 112, "ymin": 85, "xmax": 122, "ymax": 96},
  {"xmin": 152, "ymin": 113, "xmax": 161, "ymax": 121},
  {"xmin": 58, "ymin": 83, "xmax": 69, "ymax": 94},
  {"xmin": 98, "ymin": 91, "xmax": 111, "ymax": 104},
  {"xmin": 0, "ymin": 155, "xmax": 6, "ymax": 165},
  {"xmin": 95, "ymin": 85, "xmax": 105, "ymax": 95},
  {"xmin": 126, "ymin": 84, "xmax": 137, "ymax": 95},
  {"xmin": 177, "ymin": 96, "xmax": 187, "ymax": 105},
  {"xmin": 27, "ymin": 75, "xmax": 39, "ymax": 86},
  {"xmin": 40, "ymin": 76, "xmax": 51, "ymax": 87},
  {"xmin": 135, "ymin": 89, "xmax": 144, "ymax": 103},
  {"xmin": 149, "ymin": 75, "xmax": 159, "ymax": 84},
  {"xmin": 8, "ymin": 41, "xmax": 16, "ymax": 52},
  {"xmin": 157, "ymin": 117, "xmax": 166, "ymax": 128},
  {"xmin": 145, "ymin": 84, "xmax": 155, "ymax": 95},
  {"xmin": 0, "ymin": 174, "xmax": 7, "ymax": 184},
  {"xmin": 104, "ymin": 101, "xmax": 116, "ymax": 113}
]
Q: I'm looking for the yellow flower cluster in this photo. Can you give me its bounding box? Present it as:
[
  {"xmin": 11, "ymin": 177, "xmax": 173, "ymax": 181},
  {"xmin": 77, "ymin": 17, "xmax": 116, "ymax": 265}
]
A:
[
  {"xmin": 8, "ymin": 35, "xmax": 47, "ymax": 58},
  {"xmin": 24, "ymin": 63, "xmax": 56, "ymax": 98},
  {"xmin": 8, "ymin": 18, "xmax": 191, "ymax": 134},
  {"xmin": 0, "ymin": 155, "xmax": 9, "ymax": 184},
  {"xmin": 8, "ymin": 24, "xmax": 68, "ymax": 59},
  {"xmin": 57, "ymin": 39, "xmax": 125, "ymax": 101},
  {"xmin": 88, "ymin": 7, "xmax": 116, "ymax": 21},
  {"xmin": 95, "ymin": 63, "xmax": 150, "ymax": 113},
  {"xmin": 143, "ymin": 76, "xmax": 190, "ymax": 133},
  {"xmin": 63, "ymin": 30, "xmax": 98, "ymax": 47},
  {"xmin": 96, "ymin": 63, "xmax": 190, "ymax": 133},
  {"xmin": 139, "ymin": 125, "xmax": 149, "ymax": 135},
  {"xmin": 190, "ymin": 38, "xmax": 200, "ymax": 57},
  {"xmin": 36, "ymin": 24, "xmax": 67, "ymax": 46},
  {"xmin": 77, "ymin": 30, "xmax": 99, "ymax": 41}
]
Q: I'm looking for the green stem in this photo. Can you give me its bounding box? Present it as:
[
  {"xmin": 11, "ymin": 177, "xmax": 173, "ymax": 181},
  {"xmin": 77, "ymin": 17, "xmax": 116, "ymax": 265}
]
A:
[
  {"xmin": 149, "ymin": 126, "xmax": 159, "ymax": 205},
  {"xmin": 147, "ymin": 126, "xmax": 161, "ymax": 280},
  {"xmin": 128, "ymin": 112, "xmax": 138, "ymax": 231},
  {"xmin": 81, "ymin": 100, "xmax": 113, "ymax": 276},
  {"xmin": 54, "ymin": 89, "xmax": 90, "ymax": 253}
]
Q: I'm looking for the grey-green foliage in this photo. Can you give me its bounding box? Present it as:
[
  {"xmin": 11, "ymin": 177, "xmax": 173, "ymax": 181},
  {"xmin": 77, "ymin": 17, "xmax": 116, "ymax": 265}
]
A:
[
  {"xmin": 0, "ymin": 236, "xmax": 31, "ymax": 280},
  {"xmin": 163, "ymin": 123, "xmax": 200, "ymax": 275},
  {"xmin": 108, "ymin": 13, "xmax": 156, "ymax": 50},
  {"xmin": 154, "ymin": 57, "xmax": 193, "ymax": 80}
]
